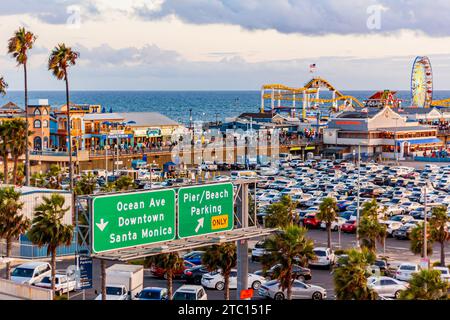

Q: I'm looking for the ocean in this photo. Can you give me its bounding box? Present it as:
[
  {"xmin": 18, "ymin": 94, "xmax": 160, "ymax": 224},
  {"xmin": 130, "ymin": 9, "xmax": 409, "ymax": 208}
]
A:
[{"xmin": 2, "ymin": 90, "xmax": 450, "ymax": 125}]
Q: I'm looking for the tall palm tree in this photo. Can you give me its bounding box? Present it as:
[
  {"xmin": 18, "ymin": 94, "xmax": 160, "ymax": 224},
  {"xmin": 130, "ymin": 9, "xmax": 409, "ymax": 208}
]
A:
[
  {"xmin": 74, "ymin": 172, "xmax": 97, "ymax": 195},
  {"xmin": 8, "ymin": 27, "xmax": 36, "ymax": 186},
  {"xmin": 0, "ymin": 122, "xmax": 12, "ymax": 183},
  {"xmin": 8, "ymin": 119, "xmax": 28, "ymax": 185},
  {"xmin": 430, "ymin": 205, "xmax": 450, "ymax": 266},
  {"xmin": 0, "ymin": 187, "xmax": 30, "ymax": 279},
  {"xmin": 399, "ymin": 269, "xmax": 448, "ymax": 300},
  {"xmin": 0, "ymin": 76, "xmax": 8, "ymax": 96},
  {"xmin": 48, "ymin": 44, "xmax": 79, "ymax": 191},
  {"xmin": 317, "ymin": 197, "xmax": 338, "ymax": 250},
  {"xmin": 202, "ymin": 243, "xmax": 237, "ymax": 300},
  {"xmin": 357, "ymin": 200, "xmax": 386, "ymax": 253},
  {"xmin": 264, "ymin": 195, "xmax": 298, "ymax": 228},
  {"xmin": 262, "ymin": 225, "xmax": 315, "ymax": 300},
  {"xmin": 145, "ymin": 253, "xmax": 184, "ymax": 300},
  {"xmin": 27, "ymin": 194, "xmax": 73, "ymax": 295},
  {"xmin": 333, "ymin": 248, "xmax": 377, "ymax": 300},
  {"xmin": 410, "ymin": 222, "xmax": 433, "ymax": 257},
  {"xmin": 114, "ymin": 175, "xmax": 135, "ymax": 191}
]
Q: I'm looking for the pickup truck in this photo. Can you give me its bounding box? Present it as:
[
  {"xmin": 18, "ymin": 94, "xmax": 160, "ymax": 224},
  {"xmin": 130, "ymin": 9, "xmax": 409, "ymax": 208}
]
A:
[{"xmin": 95, "ymin": 264, "xmax": 144, "ymax": 300}]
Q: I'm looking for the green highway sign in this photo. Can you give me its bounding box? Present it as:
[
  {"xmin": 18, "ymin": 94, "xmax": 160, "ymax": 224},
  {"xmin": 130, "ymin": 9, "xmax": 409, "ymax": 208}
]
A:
[
  {"xmin": 92, "ymin": 189, "xmax": 176, "ymax": 254},
  {"xmin": 178, "ymin": 183, "xmax": 234, "ymax": 239}
]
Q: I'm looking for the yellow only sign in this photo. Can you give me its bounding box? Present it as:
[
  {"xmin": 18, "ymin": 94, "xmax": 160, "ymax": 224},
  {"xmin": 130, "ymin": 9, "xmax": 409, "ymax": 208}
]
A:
[{"xmin": 211, "ymin": 214, "xmax": 229, "ymax": 230}]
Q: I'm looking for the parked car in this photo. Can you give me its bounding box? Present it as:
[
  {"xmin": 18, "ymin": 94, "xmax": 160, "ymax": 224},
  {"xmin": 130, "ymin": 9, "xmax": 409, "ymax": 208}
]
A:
[
  {"xmin": 320, "ymin": 217, "xmax": 347, "ymax": 231},
  {"xmin": 433, "ymin": 266, "xmax": 450, "ymax": 283},
  {"xmin": 10, "ymin": 261, "xmax": 52, "ymax": 285},
  {"xmin": 303, "ymin": 213, "xmax": 321, "ymax": 228},
  {"xmin": 251, "ymin": 241, "xmax": 267, "ymax": 262},
  {"xmin": 136, "ymin": 287, "xmax": 168, "ymax": 300},
  {"xmin": 395, "ymin": 263, "xmax": 420, "ymax": 281},
  {"xmin": 35, "ymin": 274, "xmax": 77, "ymax": 295},
  {"xmin": 341, "ymin": 220, "xmax": 357, "ymax": 233},
  {"xmin": 183, "ymin": 251, "xmax": 205, "ymax": 265},
  {"xmin": 182, "ymin": 265, "xmax": 210, "ymax": 285},
  {"xmin": 258, "ymin": 280, "xmax": 326, "ymax": 300},
  {"xmin": 308, "ymin": 247, "xmax": 335, "ymax": 269},
  {"xmin": 367, "ymin": 276, "xmax": 408, "ymax": 299},
  {"xmin": 172, "ymin": 285, "xmax": 207, "ymax": 300},
  {"xmin": 392, "ymin": 224, "xmax": 416, "ymax": 240},
  {"xmin": 254, "ymin": 264, "xmax": 312, "ymax": 282},
  {"xmin": 201, "ymin": 269, "xmax": 265, "ymax": 290}
]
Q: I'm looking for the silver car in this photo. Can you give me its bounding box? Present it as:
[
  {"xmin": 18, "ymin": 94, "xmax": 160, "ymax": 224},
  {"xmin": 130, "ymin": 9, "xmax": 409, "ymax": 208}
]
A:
[
  {"xmin": 367, "ymin": 276, "xmax": 408, "ymax": 299},
  {"xmin": 258, "ymin": 280, "xmax": 326, "ymax": 300}
]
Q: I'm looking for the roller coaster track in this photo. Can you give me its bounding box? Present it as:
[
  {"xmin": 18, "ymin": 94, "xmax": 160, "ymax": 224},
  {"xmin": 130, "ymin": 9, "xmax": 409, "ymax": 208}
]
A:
[
  {"xmin": 431, "ymin": 98, "xmax": 450, "ymax": 107},
  {"xmin": 262, "ymin": 77, "xmax": 364, "ymax": 108}
]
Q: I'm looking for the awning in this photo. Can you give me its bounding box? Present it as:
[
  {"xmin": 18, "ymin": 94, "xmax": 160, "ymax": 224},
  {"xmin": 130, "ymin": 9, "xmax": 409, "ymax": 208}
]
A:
[
  {"xmin": 323, "ymin": 147, "xmax": 347, "ymax": 154},
  {"xmin": 290, "ymin": 147, "xmax": 301, "ymax": 151},
  {"xmin": 396, "ymin": 138, "xmax": 442, "ymax": 146},
  {"xmin": 305, "ymin": 146, "xmax": 316, "ymax": 150}
]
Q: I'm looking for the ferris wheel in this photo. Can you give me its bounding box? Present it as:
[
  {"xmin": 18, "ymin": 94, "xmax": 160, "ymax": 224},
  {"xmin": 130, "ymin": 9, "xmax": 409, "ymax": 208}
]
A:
[{"xmin": 411, "ymin": 56, "xmax": 433, "ymax": 108}]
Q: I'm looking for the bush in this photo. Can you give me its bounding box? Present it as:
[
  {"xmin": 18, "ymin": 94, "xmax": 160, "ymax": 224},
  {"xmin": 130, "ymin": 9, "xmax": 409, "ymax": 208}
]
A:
[
  {"xmin": 432, "ymin": 261, "xmax": 441, "ymax": 267},
  {"xmin": 334, "ymin": 249, "xmax": 348, "ymax": 255}
]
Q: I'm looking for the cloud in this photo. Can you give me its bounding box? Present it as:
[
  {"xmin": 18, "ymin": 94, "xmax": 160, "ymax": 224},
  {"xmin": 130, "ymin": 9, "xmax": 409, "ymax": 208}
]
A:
[{"xmin": 135, "ymin": 0, "xmax": 450, "ymax": 36}]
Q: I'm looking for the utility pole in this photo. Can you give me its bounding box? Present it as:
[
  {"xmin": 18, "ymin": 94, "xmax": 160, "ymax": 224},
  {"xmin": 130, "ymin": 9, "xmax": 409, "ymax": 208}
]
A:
[
  {"xmin": 423, "ymin": 183, "xmax": 428, "ymax": 263},
  {"xmin": 356, "ymin": 143, "xmax": 361, "ymax": 248}
]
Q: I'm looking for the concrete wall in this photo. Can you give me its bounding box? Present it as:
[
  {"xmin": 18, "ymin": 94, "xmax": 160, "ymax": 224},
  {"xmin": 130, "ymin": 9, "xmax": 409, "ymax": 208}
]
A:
[{"xmin": 0, "ymin": 279, "xmax": 53, "ymax": 300}]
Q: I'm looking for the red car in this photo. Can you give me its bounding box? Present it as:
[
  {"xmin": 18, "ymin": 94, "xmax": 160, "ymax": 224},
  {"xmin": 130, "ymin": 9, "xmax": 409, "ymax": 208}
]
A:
[
  {"xmin": 303, "ymin": 213, "xmax": 321, "ymax": 228},
  {"xmin": 341, "ymin": 220, "xmax": 357, "ymax": 233},
  {"xmin": 150, "ymin": 261, "xmax": 196, "ymax": 279}
]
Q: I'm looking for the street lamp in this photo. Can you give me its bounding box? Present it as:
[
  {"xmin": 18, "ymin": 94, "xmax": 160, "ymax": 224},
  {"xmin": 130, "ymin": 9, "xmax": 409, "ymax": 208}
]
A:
[{"xmin": 356, "ymin": 143, "xmax": 361, "ymax": 248}]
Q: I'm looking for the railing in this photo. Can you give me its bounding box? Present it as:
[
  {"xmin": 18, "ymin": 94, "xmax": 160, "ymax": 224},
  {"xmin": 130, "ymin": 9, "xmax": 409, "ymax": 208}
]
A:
[{"xmin": 30, "ymin": 150, "xmax": 76, "ymax": 157}]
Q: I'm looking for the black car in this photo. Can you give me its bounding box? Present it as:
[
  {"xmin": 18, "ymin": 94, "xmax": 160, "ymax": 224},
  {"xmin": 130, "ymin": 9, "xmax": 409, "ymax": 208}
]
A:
[
  {"xmin": 392, "ymin": 225, "xmax": 415, "ymax": 240},
  {"xmin": 181, "ymin": 265, "xmax": 210, "ymax": 284},
  {"xmin": 254, "ymin": 264, "xmax": 312, "ymax": 282}
]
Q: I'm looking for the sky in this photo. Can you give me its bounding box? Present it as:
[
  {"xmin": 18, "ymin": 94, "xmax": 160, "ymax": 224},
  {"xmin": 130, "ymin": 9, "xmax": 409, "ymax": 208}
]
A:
[{"xmin": 1, "ymin": 0, "xmax": 450, "ymax": 90}]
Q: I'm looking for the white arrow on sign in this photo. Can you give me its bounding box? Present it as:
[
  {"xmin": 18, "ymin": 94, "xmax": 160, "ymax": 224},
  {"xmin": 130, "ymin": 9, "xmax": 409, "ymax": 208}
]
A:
[
  {"xmin": 96, "ymin": 219, "xmax": 109, "ymax": 232},
  {"xmin": 195, "ymin": 218, "xmax": 204, "ymax": 233}
]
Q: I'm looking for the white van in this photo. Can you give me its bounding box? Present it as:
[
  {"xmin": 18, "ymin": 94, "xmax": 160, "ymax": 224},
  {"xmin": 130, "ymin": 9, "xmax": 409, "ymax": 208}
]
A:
[{"xmin": 11, "ymin": 261, "xmax": 52, "ymax": 285}]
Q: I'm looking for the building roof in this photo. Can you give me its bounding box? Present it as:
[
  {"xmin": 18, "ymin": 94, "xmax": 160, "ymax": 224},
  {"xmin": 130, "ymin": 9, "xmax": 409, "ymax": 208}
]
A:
[
  {"xmin": 336, "ymin": 109, "xmax": 380, "ymax": 119},
  {"xmin": 83, "ymin": 113, "xmax": 125, "ymax": 121},
  {"xmin": 377, "ymin": 126, "xmax": 436, "ymax": 132},
  {"xmin": 0, "ymin": 102, "xmax": 24, "ymax": 114},
  {"xmin": 391, "ymin": 107, "xmax": 440, "ymax": 115},
  {"xmin": 122, "ymin": 112, "xmax": 180, "ymax": 127},
  {"xmin": 238, "ymin": 112, "xmax": 273, "ymax": 119}
]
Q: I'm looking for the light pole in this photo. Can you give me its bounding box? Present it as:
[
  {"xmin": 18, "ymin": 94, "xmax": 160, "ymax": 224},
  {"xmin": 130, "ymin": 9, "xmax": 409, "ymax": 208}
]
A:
[
  {"xmin": 423, "ymin": 182, "xmax": 428, "ymax": 264},
  {"xmin": 356, "ymin": 143, "xmax": 361, "ymax": 248}
]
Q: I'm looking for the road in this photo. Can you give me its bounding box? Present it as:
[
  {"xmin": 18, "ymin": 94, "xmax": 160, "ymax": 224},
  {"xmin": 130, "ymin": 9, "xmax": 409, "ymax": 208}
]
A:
[{"xmin": 47, "ymin": 228, "xmax": 449, "ymax": 300}]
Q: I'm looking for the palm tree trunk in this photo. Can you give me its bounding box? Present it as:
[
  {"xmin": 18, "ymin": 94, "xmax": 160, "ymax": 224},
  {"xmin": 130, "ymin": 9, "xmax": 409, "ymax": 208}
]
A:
[
  {"xmin": 5, "ymin": 238, "xmax": 12, "ymax": 280},
  {"xmin": 12, "ymin": 155, "xmax": 18, "ymax": 185},
  {"xmin": 224, "ymin": 272, "xmax": 230, "ymax": 300},
  {"xmin": 167, "ymin": 270, "xmax": 173, "ymax": 300},
  {"xmin": 287, "ymin": 282, "xmax": 292, "ymax": 300},
  {"xmin": 3, "ymin": 153, "xmax": 7, "ymax": 184},
  {"xmin": 24, "ymin": 62, "xmax": 30, "ymax": 186},
  {"xmin": 441, "ymin": 241, "xmax": 445, "ymax": 267},
  {"xmin": 101, "ymin": 259, "xmax": 106, "ymax": 301},
  {"xmin": 65, "ymin": 74, "xmax": 73, "ymax": 192},
  {"xmin": 327, "ymin": 223, "xmax": 332, "ymax": 250},
  {"xmin": 51, "ymin": 247, "xmax": 56, "ymax": 296}
]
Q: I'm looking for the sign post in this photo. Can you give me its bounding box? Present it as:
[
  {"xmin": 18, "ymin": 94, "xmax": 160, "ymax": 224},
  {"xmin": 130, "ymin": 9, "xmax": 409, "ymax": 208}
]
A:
[
  {"xmin": 178, "ymin": 183, "xmax": 234, "ymax": 238},
  {"xmin": 91, "ymin": 189, "xmax": 176, "ymax": 254}
]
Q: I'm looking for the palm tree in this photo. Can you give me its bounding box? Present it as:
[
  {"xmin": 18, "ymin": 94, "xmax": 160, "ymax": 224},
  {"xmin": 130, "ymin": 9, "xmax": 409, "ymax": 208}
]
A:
[
  {"xmin": 8, "ymin": 27, "xmax": 36, "ymax": 186},
  {"xmin": 262, "ymin": 225, "xmax": 315, "ymax": 300},
  {"xmin": 399, "ymin": 269, "xmax": 448, "ymax": 300},
  {"xmin": 48, "ymin": 44, "xmax": 79, "ymax": 191},
  {"xmin": 0, "ymin": 187, "xmax": 30, "ymax": 279},
  {"xmin": 410, "ymin": 222, "xmax": 433, "ymax": 257},
  {"xmin": 357, "ymin": 200, "xmax": 386, "ymax": 253},
  {"xmin": 31, "ymin": 172, "xmax": 47, "ymax": 188},
  {"xmin": 46, "ymin": 164, "xmax": 64, "ymax": 189},
  {"xmin": 264, "ymin": 195, "xmax": 298, "ymax": 228},
  {"xmin": 0, "ymin": 76, "xmax": 8, "ymax": 96},
  {"xmin": 145, "ymin": 253, "xmax": 184, "ymax": 300},
  {"xmin": 317, "ymin": 197, "xmax": 338, "ymax": 250},
  {"xmin": 0, "ymin": 122, "xmax": 11, "ymax": 183},
  {"xmin": 202, "ymin": 243, "xmax": 237, "ymax": 300},
  {"xmin": 333, "ymin": 248, "xmax": 377, "ymax": 300},
  {"xmin": 8, "ymin": 119, "xmax": 28, "ymax": 185},
  {"xmin": 114, "ymin": 175, "xmax": 135, "ymax": 191},
  {"xmin": 75, "ymin": 172, "xmax": 97, "ymax": 195},
  {"xmin": 430, "ymin": 205, "xmax": 450, "ymax": 266},
  {"xmin": 27, "ymin": 194, "xmax": 73, "ymax": 295}
]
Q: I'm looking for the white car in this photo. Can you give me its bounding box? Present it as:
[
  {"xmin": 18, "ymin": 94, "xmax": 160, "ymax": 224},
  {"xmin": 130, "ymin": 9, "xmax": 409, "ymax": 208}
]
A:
[
  {"xmin": 380, "ymin": 220, "xmax": 404, "ymax": 237},
  {"xmin": 395, "ymin": 263, "xmax": 420, "ymax": 281},
  {"xmin": 320, "ymin": 217, "xmax": 347, "ymax": 231},
  {"xmin": 433, "ymin": 266, "xmax": 450, "ymax": 283},
  {"xmin": 258, "ymin": 280, "xmax": 326, "ymax": 300},
  {"xmin": 308, "ymin": 247, "xmax": 335, "ymax": 269},
  {"xmin": 251, "ymin": 241, "xmax": 267, "ymax": 261},
  {"xmin": 201, "ymin": 269, "xmax": 265, "ymax": 290},
  {"xmin": 367, "ymin": 276, "xmax": 408, "ymax": 299},
  {"xmin": 35, "ymin": 274, "xmax": 77, "ymax": 295},
  {"xmin": 10, "ymin": 261, "xmax": 52, "ymax": 285},
  {"xmin": 172, "ymin": 285, "xmax": 207, "ymax": 300}
]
